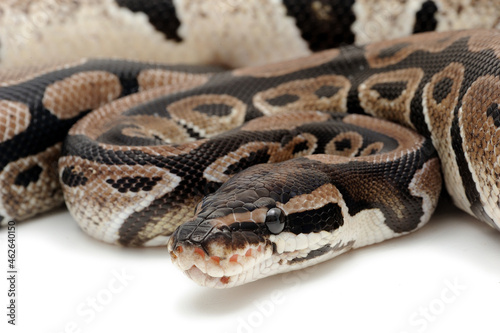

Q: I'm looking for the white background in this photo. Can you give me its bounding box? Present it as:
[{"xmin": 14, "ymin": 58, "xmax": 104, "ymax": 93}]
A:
[{"xmin": 1, "ymin": 198, "xmax": 500, "ymax": 333}]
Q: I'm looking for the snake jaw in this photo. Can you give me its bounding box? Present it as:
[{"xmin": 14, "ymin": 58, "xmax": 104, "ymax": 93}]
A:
[
  {"xmin": 168, "ymin": 226, "xmax": 274, "ymax": 288},
  {"xmin": 168, "ymin": 223, "xmax": 358, "ymax": 288}
]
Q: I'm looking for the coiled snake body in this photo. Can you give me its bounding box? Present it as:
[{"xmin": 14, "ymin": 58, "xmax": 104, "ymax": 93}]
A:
[{"xmin": 1, "ymin": 1, "xmax": 500, "ymax": 288}]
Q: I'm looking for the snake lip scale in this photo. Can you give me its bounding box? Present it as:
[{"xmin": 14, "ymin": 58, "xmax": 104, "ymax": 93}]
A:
[{"xmin": 1, "ymin": 1, "xmax": 500, "ymax": 288}]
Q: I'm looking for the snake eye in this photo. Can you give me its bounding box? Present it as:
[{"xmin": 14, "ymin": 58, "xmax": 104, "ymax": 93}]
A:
[{"xmin": 265, "ymin": 207, "xmax": 285, "ymax": 234}]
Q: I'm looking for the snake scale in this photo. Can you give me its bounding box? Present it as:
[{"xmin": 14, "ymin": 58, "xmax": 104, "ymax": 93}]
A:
[{"xmin": 1, "ymin": 0, "xmax": 500, "ymax": 288}]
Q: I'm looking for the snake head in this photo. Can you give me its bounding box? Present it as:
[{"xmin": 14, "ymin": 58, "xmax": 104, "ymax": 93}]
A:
[{"xmin": 167, "ymin": 159, "xmax": 355, "ymax": 288}]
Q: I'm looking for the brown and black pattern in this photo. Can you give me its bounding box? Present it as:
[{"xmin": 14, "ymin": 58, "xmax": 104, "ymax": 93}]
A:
[
  {"xmin": 253, "ymin": 74, "xmax": 351, "ymax": 115},
  {"xmin": 63, "ymin": 110, "xmax": 408, "ymax": 246},
  {"xmin": 421, "ymin": 62, "xmax": 469, "ymax": 214},
  {"xmin": 2, "ymin": 24, "xmax": 500, "ymax": 285},
  {"xmin": 167, "ymin": 29, "xmax": 500, "ymax": 286},
  {"xmin": 0, "ymin": 59, "xmax": 223, "ymax": 222},
  {"xmin": 358, "ymin": 68, "xmax": 424, "ymax": 127},
  {"xmin": 459, "ymin": 76, "xmax": 500, "ymax": 228},
  {"xmin": 365, "ymin": 30, "xmax": 474, "ymax": 68},
  {"xmin": 3, "ymin": 29, "xmax": 499, "ymax": 238}
]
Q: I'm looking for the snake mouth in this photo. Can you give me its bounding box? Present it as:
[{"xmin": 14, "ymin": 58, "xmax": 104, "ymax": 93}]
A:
[
  {"xmin": 169, "ymin": 236, "xmax": 273, "ymax": 288},
  {"xmin": 168, "ymin": 229, "xmax": 359, "ymax": 288}
]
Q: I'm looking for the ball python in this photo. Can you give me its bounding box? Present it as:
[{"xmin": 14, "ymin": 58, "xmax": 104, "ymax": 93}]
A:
[{"xmin": 0, "ymin": 1, "xmax": 500, "ymax": 288}]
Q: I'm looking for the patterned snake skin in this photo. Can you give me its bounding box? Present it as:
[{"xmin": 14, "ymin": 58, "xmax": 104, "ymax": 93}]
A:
[{"xmin": 1, "ymin": 1, "xmax": 500, "ymax": 288}]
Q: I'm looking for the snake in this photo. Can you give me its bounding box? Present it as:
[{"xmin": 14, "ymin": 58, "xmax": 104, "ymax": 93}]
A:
[{"xmin": 0, "ymin": 1, "xmax": 500, "ymax": 288}]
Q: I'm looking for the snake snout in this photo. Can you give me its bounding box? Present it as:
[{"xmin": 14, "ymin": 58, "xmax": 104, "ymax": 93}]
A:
[{"xmin": 168, "ymin": 214, "xmax": 274, "ymax": 288}]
